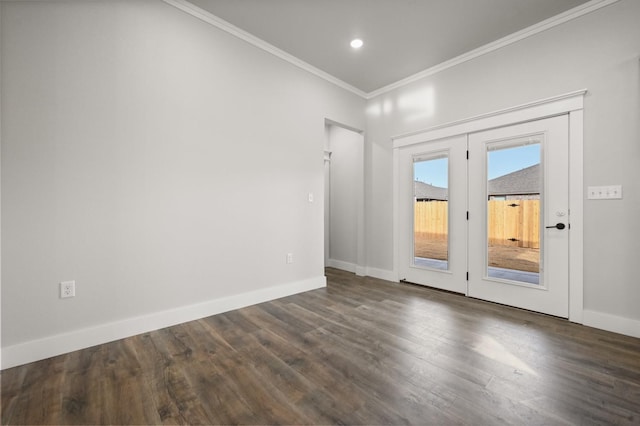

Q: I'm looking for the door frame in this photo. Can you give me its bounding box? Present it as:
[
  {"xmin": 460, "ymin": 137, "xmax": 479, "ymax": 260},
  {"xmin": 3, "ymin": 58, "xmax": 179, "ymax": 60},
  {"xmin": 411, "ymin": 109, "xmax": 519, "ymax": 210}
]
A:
[
  {"xmin": 392, "ymin": 90, "xmax": 585, "ymax": 323},
  {"xmin": 324, "ymin": 119, "xmax": 366, "ymax": 276}
]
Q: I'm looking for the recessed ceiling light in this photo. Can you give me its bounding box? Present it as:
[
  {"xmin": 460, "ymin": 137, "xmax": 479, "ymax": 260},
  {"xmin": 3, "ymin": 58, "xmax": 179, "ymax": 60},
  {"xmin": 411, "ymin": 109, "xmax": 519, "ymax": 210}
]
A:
[{"xmin": 350, "ymin": 39, "xmax": 363, "ymax": 49}]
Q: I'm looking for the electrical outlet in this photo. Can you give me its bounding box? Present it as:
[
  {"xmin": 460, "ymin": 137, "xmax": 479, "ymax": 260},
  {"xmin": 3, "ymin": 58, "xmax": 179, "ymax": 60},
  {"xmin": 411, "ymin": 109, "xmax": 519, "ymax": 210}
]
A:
[
  {"xmin": 60, "ymin": 280, "xmax": 75, "ymax": 299},
  {"xmin": 286, "ymin": 253, "xmax": 293, "ymax": 264}
]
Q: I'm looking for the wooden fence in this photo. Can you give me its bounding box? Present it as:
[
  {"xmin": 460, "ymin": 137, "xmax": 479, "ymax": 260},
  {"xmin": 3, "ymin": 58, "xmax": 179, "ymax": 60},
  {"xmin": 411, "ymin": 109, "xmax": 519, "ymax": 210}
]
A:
[
  {"xmin": 414, "ymin": 201, "xmax": 448, "ymax": 240},
  {"xmin": 487, "ymin": 200, "xmax": 540, "ymax": 248},
  {"xmin": 414, "ymin": 200, "xmax": 540, "ymax": 248}
]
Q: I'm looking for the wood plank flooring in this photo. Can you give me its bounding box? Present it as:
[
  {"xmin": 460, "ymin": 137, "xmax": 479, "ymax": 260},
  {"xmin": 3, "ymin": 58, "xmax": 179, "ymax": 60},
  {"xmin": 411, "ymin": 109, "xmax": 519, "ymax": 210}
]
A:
[{"xmin": 2, "ymin": 268, "xmax": 640, "ymax": 424}]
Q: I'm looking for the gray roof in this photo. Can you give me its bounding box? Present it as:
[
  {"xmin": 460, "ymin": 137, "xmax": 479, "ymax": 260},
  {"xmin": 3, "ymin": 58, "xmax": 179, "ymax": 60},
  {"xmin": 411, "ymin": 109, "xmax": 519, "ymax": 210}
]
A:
[
  {"xmin": 414, "ymin": 181, "xmax": 448, "ymax": 201},
  {"xmin": 413, "ymin": 164, "xmax": 540, "ymax": 200},
  {"xmin": 488, "ymin": 164, "xmax": 540, "ymax": 196}
]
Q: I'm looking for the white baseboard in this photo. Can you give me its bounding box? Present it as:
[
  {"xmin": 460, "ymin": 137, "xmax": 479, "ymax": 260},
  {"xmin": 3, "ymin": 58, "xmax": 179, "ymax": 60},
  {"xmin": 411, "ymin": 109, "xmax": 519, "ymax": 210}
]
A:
[
  {"xmin": 1, "ymin": 276, "xmax": 326, "ymax": 370},
  {"xmin": 327, "ymin": 259, "xmax": 357, "ymax": 273},
  {"xmin": 583, "ymin": 309, "xmax": 640, "ymax": 339},
  {"xmin": 326, "ymin": 260, "xmax": 397, "ymax": 283},
  {"xmin": 366, "ymin": 266, "xmax": 398, "ymax": 282}
]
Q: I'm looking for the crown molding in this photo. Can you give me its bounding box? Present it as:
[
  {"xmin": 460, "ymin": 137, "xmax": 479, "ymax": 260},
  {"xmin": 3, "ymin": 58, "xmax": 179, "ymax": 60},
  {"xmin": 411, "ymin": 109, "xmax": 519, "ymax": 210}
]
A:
[
  {"xmin": 367, "ymin": 0, "xmax": 620, "ymax": 99},
  {"xmin": 163, "ymin": 0, "xmax": 368, "ymax": 99},
  {"xmin": 164, "ymin": 0, "xmax": 619, "ymax": 101}
]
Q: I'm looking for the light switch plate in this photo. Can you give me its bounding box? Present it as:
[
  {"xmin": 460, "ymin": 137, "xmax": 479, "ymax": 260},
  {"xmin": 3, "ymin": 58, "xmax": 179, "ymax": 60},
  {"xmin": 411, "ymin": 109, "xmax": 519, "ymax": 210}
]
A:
[{"xmin": 587, "ymin": 185, "xmax": 622, "ymax": 200}]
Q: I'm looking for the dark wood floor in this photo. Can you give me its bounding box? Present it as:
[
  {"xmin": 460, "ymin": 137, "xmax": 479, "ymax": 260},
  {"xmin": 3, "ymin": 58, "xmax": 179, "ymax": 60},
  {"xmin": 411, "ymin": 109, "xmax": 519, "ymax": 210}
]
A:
[{"xmin": 2, "ymin": 268, "xmax": 640, "ymax": 425}]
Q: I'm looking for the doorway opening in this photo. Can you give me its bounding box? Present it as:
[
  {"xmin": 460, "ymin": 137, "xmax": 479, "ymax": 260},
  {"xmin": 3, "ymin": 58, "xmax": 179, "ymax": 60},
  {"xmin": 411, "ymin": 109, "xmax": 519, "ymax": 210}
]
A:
[
  {"xmin": 324, "ymin": 121, "xmax": 365, "ymax": 275},
  {"xmin": 393, "ymin": 90, "xmax": 585, "ymax": 320}
]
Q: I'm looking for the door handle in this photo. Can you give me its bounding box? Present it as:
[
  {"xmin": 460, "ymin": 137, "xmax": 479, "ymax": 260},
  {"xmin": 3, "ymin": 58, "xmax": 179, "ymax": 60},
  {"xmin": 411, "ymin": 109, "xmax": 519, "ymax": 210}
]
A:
[{"xmin": 546, "ymin": 223, "xmax": 566, "ymax": 230}]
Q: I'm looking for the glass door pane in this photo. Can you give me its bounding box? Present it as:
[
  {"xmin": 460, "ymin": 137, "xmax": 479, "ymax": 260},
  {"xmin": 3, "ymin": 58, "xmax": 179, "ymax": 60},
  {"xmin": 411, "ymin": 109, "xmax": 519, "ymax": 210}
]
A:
[
  {"xmin": 486, "ymin": 138, "xmax": 541, "ymax": 285},
  {"xmin": 413, "ymin": 153, "xmax": 449, "ymax": 270}
]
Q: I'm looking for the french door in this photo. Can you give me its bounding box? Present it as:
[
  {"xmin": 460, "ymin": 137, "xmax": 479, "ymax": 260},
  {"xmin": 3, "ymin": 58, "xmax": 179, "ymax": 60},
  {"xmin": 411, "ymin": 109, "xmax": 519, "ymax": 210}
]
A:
[
  {"xmin": 468, "ymin": 116, "xmax": 569, "ymax": 317},
  {"xmin": 398, "ymin": 115, "xmax": 570, "ymax": 317},
  {"xmin": 397, "ymin": 135, "xmax": 467, "ymax": 293}
]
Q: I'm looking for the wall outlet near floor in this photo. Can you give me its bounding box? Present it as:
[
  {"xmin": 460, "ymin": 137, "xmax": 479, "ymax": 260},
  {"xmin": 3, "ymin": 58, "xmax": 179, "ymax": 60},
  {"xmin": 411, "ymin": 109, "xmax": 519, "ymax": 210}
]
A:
[
  {"xmin": 587, "ymin": 185, "xmax": 623, "ymax": 200},
  {"xmin": 60, "ymin": 280, "xmax": 76, "ymax": 299},
  {"xmin": 286, "ymin": 253, "xmax": 294, "ymax": 264}
]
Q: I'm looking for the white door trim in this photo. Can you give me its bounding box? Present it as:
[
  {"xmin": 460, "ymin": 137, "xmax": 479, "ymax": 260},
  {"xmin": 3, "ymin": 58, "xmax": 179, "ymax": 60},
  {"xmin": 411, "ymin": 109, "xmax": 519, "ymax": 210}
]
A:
[{"xmin": 392, "ymin": 90, "xmax": 585, "ymax": 323}]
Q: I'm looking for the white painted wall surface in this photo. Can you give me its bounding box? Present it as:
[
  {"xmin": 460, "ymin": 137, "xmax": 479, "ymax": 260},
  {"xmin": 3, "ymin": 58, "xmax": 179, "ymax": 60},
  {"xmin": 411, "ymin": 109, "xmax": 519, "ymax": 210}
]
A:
[
  {"xmin": 0, "ymin": 0, "xmax": 364, "ymax": 366},
  {"xmin": 327, "ymin": 125, "xmax": 362, "ymax": 269},
  {"xmin": 0, "ymin": 2, "xmax": 3, "ymax": 368},
  {"xmin": 365, "ymin": 0, "xmax": 640, "ymax": 324}
]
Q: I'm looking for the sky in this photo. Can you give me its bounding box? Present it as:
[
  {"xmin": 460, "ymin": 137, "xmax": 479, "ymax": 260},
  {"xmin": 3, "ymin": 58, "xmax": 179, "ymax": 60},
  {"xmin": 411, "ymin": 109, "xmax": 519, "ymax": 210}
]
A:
[{"xmin": 414, "ymin": 144, "xmax": 540, "ymax": 188}]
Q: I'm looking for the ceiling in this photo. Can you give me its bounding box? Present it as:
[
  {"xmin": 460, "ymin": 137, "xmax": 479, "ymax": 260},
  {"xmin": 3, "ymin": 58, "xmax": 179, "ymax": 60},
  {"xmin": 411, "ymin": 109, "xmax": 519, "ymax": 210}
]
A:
[{"xmin": 188, "ymin": 0, "xmax": 592, "ymax": 94}]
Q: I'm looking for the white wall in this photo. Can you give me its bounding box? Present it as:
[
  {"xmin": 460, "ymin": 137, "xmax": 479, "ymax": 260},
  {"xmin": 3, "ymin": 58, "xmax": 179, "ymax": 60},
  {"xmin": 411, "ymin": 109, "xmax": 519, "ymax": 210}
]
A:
[
  {"xmin": 0, "ymin": 0, "xmax": 364, "ymax": 367},
  {"xmin": 0, "ymin": 2, "xmax": 3, "ymax": 368},
  {"xmin": 365, "ymin": 0, "xmax": 640, "ymax": 328},
  {"xmin": 326, "ymin": 125, "xmax": 363, "ymax": 271}
]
